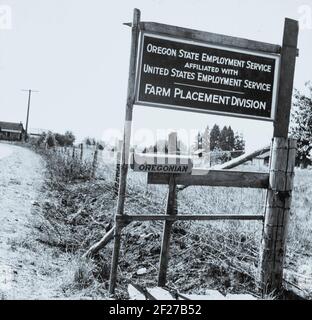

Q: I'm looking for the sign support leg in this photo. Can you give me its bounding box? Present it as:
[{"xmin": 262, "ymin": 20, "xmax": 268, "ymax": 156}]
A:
[
  {"xmin": 114, "ymin": 140, "xmax": 122, "ymax": 197},
  {"xmin": 158, "ymin": 132, "xmax": 178, "ymax": 286},
  {"xmin": 109, "ymin": 220, "xmax": 123, "ymax": 294},
  {"xmin": 108, "ymin": 8, "xmax": 141, "ymax": 295}
]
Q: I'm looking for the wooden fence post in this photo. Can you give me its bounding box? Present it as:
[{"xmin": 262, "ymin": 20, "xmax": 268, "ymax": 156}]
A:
[
  {"xmin": 259, "ymin": 18, "xmax": 298, "ymax": 296},
  {"xmin": 109, "ymin": 8, "xmax": 141, "ymax": 295},
  {"xmin": 158, "ymin": 132, "xmax": 178, "ymax": 286},
  {"xmin": 80, "ymin": 143, "xmax": 83, "ymax": 161},
  {"xmin": 92, "ymin": 149, "xmax": 98, "ymax": 178},
  {"xmin": 259, "ymin": 138, "xmax": 296, "ymax": 294}
]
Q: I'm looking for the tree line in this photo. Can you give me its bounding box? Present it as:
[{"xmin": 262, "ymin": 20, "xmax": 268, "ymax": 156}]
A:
[
  {"xmin": 33, "ymin": 131, "xmax": 105, "ymax": 150},
  {"xmin": 29, "ymin": 79, "xmax": 312, "ymax": 168},
  {"xmin": 195, "ymin": 125, "xmax": 245, "ymax": 154},
  {"xmin": 35, "ymin": 131, "xmax": 76, "ymax": 148},
  {"xmin": 290, "ymin": 82, "xmax": 312, "ymax": 168},
  {"xmin": 141, "ymin": 125, "xmax": 245, "ymax": 156}
]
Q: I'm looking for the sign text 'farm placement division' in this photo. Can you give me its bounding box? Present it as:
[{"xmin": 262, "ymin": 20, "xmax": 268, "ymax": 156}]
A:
[{"xmin": 136, "ymin": 34, "xmax": 280, "ymax": 120}]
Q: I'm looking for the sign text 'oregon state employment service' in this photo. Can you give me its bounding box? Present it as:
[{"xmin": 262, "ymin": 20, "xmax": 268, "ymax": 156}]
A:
[{"xmin": 135, "ymin": 34, "xmax": 280, "ymax": 120}]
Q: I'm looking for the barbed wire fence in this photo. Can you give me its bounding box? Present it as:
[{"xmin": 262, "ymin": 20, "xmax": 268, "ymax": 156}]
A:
[{"xmin": 42, "ymin": 143, "xmax": 311, "ymax": 298}]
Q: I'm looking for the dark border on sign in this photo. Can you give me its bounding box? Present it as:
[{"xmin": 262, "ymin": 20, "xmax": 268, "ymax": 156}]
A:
[{"xmin": 134, "ymin": 32, "xmax": 281, "ymax": 122}]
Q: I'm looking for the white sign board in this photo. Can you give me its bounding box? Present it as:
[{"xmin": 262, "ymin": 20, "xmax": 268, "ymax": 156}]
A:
[{"xmin": 131, "ymin": 153, "xmax": 193, "ymax": 174}]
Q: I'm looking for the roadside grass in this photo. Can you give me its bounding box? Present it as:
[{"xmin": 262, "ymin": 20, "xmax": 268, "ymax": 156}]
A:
[
  {"xmin": 5, "ymin": 228, "xmax": 89, "ymax": 299},
  {"xmin": 33, "ymin": 146, "xmax": 312, "ymax": 299},
  {"xmin": 288, "ymin": 169, "xmax": 312, "ymax": 253}
]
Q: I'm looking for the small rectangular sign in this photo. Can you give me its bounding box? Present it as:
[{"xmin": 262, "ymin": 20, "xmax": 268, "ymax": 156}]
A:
[
  {"xmin": 131, "ymin": 153, "xmax": 193, "ymax": 174},
  {"xmin": 135, "ymin": 33, "xmax": 280, "ymax": 121}
]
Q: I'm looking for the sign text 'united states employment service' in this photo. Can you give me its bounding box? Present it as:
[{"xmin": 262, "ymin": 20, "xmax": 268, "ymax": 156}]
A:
[{"xmin": 135, "ymin": 34, "xmax": 280, "ymax": 121}]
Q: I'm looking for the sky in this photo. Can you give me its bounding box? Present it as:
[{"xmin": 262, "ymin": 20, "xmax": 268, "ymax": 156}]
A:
[{"xmin": 0, "ymin": 0, "xmax": 312, "ymax": 151}]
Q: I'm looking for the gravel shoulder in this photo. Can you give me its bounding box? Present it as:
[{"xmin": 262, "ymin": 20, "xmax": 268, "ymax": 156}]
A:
[{"xmin": 0, "ymin": 143, "xmax": 76, "ymax": 299}]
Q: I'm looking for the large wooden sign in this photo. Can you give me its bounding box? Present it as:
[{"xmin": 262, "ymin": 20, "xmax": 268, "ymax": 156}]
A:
[
  {"xmin": 135, "ymin": 33, "xmax": 280, "ymax": 121},
  {"xmin": 109, "ymin": 8, "xmax": 299, "ymax": 297}
]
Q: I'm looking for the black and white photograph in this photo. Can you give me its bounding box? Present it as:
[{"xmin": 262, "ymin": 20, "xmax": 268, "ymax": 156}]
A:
[{"xmin": 1, "ymin": 0, "xmax": 312, "ymax": 307}]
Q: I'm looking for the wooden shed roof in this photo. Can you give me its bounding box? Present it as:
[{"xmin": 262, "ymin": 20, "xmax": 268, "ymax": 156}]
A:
[{"xmin": 0, "ymin": 121, "xmax": 24, "ymax": 132}]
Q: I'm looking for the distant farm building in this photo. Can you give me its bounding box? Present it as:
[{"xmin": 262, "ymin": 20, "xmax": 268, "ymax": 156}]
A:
[
  {"xmin": 0, "ymin": 121, "xmax": 25, "ymax": 141},
  {"xmin": 252, "ymin": 151, "xmax": 270, "ymax": 167}
]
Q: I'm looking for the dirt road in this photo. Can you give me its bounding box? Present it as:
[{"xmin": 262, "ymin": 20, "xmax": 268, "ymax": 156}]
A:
[{"xmin": 0, "ymin": 143, "xmax": 74, "ymax": 299}]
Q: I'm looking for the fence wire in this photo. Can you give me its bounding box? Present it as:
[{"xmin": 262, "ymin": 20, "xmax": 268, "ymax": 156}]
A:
[{"xmin": 50, "ymin": 145, "xmax": 312, "ymax": 297}]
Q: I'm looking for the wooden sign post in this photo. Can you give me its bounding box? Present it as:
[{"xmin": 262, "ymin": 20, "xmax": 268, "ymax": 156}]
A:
[
  {"xmin": 260, "ymin": 138, "xmax": 296, "ymax": 294},
  {"xmin": 158, "ymin": 132, "xmax": 178, "ymax": 286},
  {"xmin": 114, "ymin": 140, "xmax": 123, "ymax": 196},
  {"xmin": 109, "ymin": 9, "xmax": 141, "ymax": 295},
  {"xmin": 259, "ymin": 18, "xmax": 299, "ymax": 295}
]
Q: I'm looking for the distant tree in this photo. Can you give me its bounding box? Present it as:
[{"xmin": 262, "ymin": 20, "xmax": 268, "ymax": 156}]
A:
[
  {"xmin": 54, "ymin": 133, "xmax": 66, "ymax": 147},
  {"xmin": 37, "ymin": 132, "xmax": 47, "ymax": 146},
  {"xmin": 196, "ymin": 131, "xmax": 202, "ymax": 149},
  {"xmin": 46, "ymin": 132, "xmax": 56, "ymax": 148},
  {"xmin": 54, "ymin": 131, "xmax": 75, "ymax": 147},
  {"xmin": 290, "ymin": 83, "xmax": 312, "ymax": 168},
  {"xmin": 219, "ymin": 126, "xmax": 229, "ymax": 151},
  {"xmin": 218, "ymin": 126, "xmax": 235, "ymax": 151},
  {"xmin": 234, "ymin": 132, "xmax": 245, "ymax": 152},
  {"xmin": 227, "ymin": 126, "xmax": 235, "ymax": 151},
  {"xmin": 85, "ymin": 137, "xmax": 92, "ymax": 147},
  {"xmin": 64, "ymin": 131, "xmax": 75, "ymax": 146},
  {"xmin": 210, "ymin": 146, "xmax": 230, "ymax": 164},
  {"xmin": 210, "ymin": 124, "xmax": 221, "ymax": 150}
]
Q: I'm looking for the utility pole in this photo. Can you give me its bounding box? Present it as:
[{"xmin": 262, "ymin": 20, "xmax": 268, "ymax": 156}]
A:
[{"xmin": 21, "ymin": 89, "xmax": 39, "ymax": 138}]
